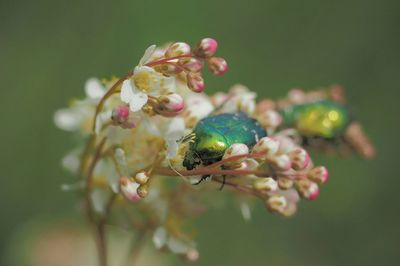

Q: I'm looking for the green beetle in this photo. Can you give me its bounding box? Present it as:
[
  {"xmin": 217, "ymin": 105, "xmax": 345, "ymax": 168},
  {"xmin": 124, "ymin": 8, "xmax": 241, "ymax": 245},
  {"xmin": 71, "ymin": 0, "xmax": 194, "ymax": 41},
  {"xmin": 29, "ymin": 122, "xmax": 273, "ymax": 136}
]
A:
[
  {"xmin": 183, "ymin": 112, "xmax": 267, "ymax": 171},
  {"xmin": 280, "ymin": 100, "xmax": 351, "ymax": 139}
]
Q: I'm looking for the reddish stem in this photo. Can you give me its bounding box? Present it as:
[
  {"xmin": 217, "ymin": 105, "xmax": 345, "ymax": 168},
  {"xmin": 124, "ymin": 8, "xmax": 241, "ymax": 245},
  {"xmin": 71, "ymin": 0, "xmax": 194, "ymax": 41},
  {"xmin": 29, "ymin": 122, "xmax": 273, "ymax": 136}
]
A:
[{"xmin": 145, "ymin": 55, "xmax": 193, "ymax": 67}]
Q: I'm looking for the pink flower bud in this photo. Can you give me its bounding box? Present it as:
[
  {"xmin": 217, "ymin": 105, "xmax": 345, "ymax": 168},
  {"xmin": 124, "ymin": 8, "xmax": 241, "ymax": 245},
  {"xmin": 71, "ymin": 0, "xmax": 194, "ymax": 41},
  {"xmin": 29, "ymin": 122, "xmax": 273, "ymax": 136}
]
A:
[
  {"xmin": 270, "ymin": 154, "xmax": 292, "ymax": 171},
  {"xmin": 207, "ymin": 57, "xmax": 228, "ymax": 76},
  {"xmin": 154, "ymin": 93, "xmax": 185, "ymax": 117},
  {"xmin": 252, "ymin": 137, "xmax": 280, "ymax": 158},
  {"xmin": 254, "ymin": 177, "xmax": 278, "ymax": 192},
  {"xmin": 120, "ymin": 176, "xmax": 140, "ymax": 203},
  {"xmin": 288, "ymin": 148, "xmax": 311, "ymax": 170},
  {"xmin": 165, "ymin": 42, "xmax": 191, "ymax": 58},
  {"xmin": 308, "ymin": 166, "xmax": 329, "ymax": 184},
  {"xmin": 134, "ymin": 171, "xmax": 150, "ymax": 185},
  {"xmin": 185, "ymin": 249, "xmax": 200, "ymax": 262},
  {"xmin": 179, "ymin": 57, "xmax": 204, "ymax": 73},
  {"xmin": 111, "ymin": 105, "xmax": 136, "ymax": 129},
  {"xmin": 194, "ymin": 38, "xmax": 218, "ymax": 58},
  {"xmin": 296, "ymin": 179, "xmax": 320, "ymax": 200},
  {"xmin": 186, "ymin": 73, "xmax": 204, "ymax": 93}
]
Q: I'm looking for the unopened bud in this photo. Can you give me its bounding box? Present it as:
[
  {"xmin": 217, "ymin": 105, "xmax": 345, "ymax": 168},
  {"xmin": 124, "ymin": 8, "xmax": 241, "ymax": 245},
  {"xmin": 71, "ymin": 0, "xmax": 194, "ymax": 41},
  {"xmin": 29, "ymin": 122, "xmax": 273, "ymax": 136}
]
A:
[
  {"xmin": 296, "ymin": 179, "xmax": 320, "ymax": 200},
  {"xmin": 254, "ymin": 177, "xmax": 278, "ymax": 192},
  {"xmin": 111, "ymin": 105, "xmax": 136, "ymax": 129},
  {"xmin": 186, "ymin": 73, "xmax": 204, "ymax": 93},
  {"xmin": 194, "ymin": 38, "xmax": 218, "ymax": 58},
  {"xmin": 137, "ymin": 183, "xmax": 149, "ymax": 198},
  {"xmin": 308, "ymin": 166, "xmax": 329, "ymax": 184},
  {"xmin": 120, "ymin": 176, "xmax": 140, "ymax": 202},
  {"xmin": 165, "ymin": 42, "xmax": 191, "ymax": 57},
  {"xmin": 281, "ymin": 203, "xmax": 297, "ymax": 217},
  {"xmin": 269, "ymin": 154, "xmax": 292, "ymax": 171},
  {"xmin": 252, "ymin": 137, "xmax": 280, "ymax": 158},
  {"xmin": 185, "ymin": 248, "xmax": 200, "ymax": 262},
  {"xmin": 266, "ymin": 195, "xmax": 287, "ymax": 213},
  {"xmin": 179, "ymin": 57, "xmax": 204, "ymax": 73},
  {"xmin": 288, "ymin": 148, "xmax": 311, "ymax": 170},
  {"xmin": 134, "ymin": 171, "xmax": 150, "ymax": 185},
  {"xmin": 153, "ymin": 93, "xmax": 185, "ymax": 117},
  {"xmin": 277, "ymin": 177, "xmax": 294, "ymax": 189},
  {"xmin": 258, "ymin": 110, "xmax": 282, "ymax": 129},
  {"xmin": 222, "ymin": 143, "xmax": 249, "ymax": 168},
  {"xmin": 207, "ymin": 57, "xmax": 228, "ymax": 76}
]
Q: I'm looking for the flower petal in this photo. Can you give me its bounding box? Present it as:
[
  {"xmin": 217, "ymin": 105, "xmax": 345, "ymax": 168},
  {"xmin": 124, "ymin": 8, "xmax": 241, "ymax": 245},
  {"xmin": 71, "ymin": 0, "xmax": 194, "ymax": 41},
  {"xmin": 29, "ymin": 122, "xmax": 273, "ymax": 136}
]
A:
[
  {"xmin": 139, "ymin": 44, "xmax": 157, "ymax": 66},
  {"xmin": 153, "ymin": 227, "xmax": 168, "ymax": 249},
  {"xmin": 121, "ymin": 80, "xmax": 134, "ymax": 103},
  {"xmin": 167, "ymin": 237, "xmax": 190, "ymax": 254},
  {"xmin": 166, "ymin": 117, "xmax": 185, "ymax": 159},
  {"xmin": 85, "ymin": 78, "xmax": 105, "ymax": 99},
  {"xmin": 129, "ymin": 91, "xmax": 148, "ymax": 112},
  {"xmin": 53, "ymin": 108, "xmax": 81, "ymax": 131}
]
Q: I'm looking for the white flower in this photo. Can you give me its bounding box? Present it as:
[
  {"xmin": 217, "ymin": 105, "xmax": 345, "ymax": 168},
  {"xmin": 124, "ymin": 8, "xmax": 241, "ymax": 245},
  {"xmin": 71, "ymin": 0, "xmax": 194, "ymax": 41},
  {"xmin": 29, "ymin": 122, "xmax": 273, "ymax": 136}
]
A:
[
  {"xmin": 84, "ymin": 78, "xmax": 106, "ymax": 99},
  {"xmin": 216, "ymin": 84, "xmax": 256, "ymax": 114},
  {"xmin": 139, "ymin": 44, "xmax": 157, "ymax": 66},
  {"xmin": 54, "ymin": 78, "xmax": 107, "ymax": 132},
  {"xmin": 121, "ymin": 66, "xmax": 176, "ymax": 112},
  {"xmin": 121, "ymin": 45, "xmax": 176, "ymax": 112},
  {"xmin": 165, "ymin": 117, "xmax": 185, "ymax": 159},
  {"xmin": 183, "ymin": 94, "xmax": 214, "ymax": 127}
]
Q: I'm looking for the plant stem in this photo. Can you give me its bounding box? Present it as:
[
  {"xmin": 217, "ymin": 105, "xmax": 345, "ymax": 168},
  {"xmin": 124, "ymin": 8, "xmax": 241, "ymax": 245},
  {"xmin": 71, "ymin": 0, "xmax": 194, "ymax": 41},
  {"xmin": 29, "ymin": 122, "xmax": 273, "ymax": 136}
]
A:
[
  {"xmin": 92, "ymin": 71, "xmax": 134, "ymax": 132},
  {"xmin": 83, "ymin": 137, "xmax": 108, "ymax": 266},
  {"xmin": 127, "ymin": 230, "xmax": 147, "ymax": 266}
]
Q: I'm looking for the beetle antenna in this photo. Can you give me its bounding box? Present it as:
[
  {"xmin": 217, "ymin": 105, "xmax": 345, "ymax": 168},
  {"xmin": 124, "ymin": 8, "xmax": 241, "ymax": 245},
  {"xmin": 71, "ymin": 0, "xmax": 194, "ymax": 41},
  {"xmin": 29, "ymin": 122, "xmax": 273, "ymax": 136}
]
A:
[{"xmin": 167, "ymin": 159, "xmax": 188, "ymax": 181}]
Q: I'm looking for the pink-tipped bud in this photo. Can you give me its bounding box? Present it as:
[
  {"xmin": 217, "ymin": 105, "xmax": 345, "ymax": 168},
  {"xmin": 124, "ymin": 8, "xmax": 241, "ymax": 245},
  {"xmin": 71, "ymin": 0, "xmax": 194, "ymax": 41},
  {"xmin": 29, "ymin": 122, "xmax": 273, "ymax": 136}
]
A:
[
  {"xmin": 134, "ymin": 171, "xmax": 150, "ymax": 185},
  {"xmin": 277, "ymin": 177, "xmax": 294, "ymax": 190},
  {"xmin": 308, "ymin": 166, "xmax": 329, "ymax": 184},
  {"xmin": 269, "ymin": 154, "xmax": 292, "ymax": 171},
  {"xmin": 165, "ymin": 42, "xmax": 191, "ymax": 58},
  {"xmin": 254, "ymin": 177, "xmax": 278, "ymax": 192},
  {"xmin": 154, "ymin": 93, "xmax": 185, "ymax": 117},
  {"xmin": 207, "ymin": 57, "xmax": 228, "ymax": 76},
  {"xmin": 252, "ymin": 137, "xmax": 280, "ymax": 158},
  {"xmin": 288, "ymin": 148, "xmax": 311, "ymax": 170},
  {"xmin": 185, "ymin": 248, "xmax": 200, "ymax": 262},
  {"xmin": 186, "ymin": 73, "xmax": 204, "ymax": 93},
  {"xmin": 258, "ymin": 110, "xmax": 282, "ymax": 129},
  {"xmin": 296, "ymin": 180, "xmax": 320, "ymax": 200},
  {"xmin": 194, "ymin": 38, "xmax": 218, "ymax": 58},
  {"xmin": 179, "ymin": 57, "xmax": 204, "ymax": 73},
  {"xmin": 111, "ymin": 105, "xmax": 136, "ymax": 129},
  {"xmin": 120, "ymin": 176, "xmax": 140, "ymax": 202},
  {"xmin": 266, "ymin": 195, "xmax": 287, "ymax": 214}
]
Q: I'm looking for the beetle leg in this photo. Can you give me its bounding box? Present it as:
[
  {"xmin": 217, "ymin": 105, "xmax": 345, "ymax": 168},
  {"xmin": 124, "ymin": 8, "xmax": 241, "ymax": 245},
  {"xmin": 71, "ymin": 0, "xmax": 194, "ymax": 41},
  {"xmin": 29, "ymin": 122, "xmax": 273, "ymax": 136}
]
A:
[
  {"xmin": 218, "ymin": 175, "xmax": 226, "ymax": 191},
  {"xmin": 192, "ymin": 174, "xmax": 210, "ymax": 185}
]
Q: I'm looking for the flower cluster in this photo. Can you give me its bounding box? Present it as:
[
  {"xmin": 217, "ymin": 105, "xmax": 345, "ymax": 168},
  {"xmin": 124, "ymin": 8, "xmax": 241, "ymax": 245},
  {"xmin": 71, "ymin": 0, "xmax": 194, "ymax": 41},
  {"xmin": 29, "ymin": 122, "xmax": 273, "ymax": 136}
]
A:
[{"xmin": 55, "ymin": 38, "xmax": 374, "ymax": 264}]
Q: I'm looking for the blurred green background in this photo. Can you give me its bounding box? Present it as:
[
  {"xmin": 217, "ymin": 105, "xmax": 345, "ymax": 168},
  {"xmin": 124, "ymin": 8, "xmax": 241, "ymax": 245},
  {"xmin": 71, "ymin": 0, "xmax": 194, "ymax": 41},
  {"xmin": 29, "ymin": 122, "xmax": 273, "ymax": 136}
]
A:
[{"xmin": 1, "ymin": 0, "xmax": 399, "ymax": 265}]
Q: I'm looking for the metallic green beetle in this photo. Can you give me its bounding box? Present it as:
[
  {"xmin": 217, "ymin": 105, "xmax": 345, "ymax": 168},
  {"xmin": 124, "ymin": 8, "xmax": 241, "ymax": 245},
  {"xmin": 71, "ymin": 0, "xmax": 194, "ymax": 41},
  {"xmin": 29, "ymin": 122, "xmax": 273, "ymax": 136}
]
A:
[
  {"xmin": 183, "ymin": 112, "xmax": 267, "ymax": 170},
  {"xmin": 280, "ymin": 100, "xmax": 351, "ymax": 139}
]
